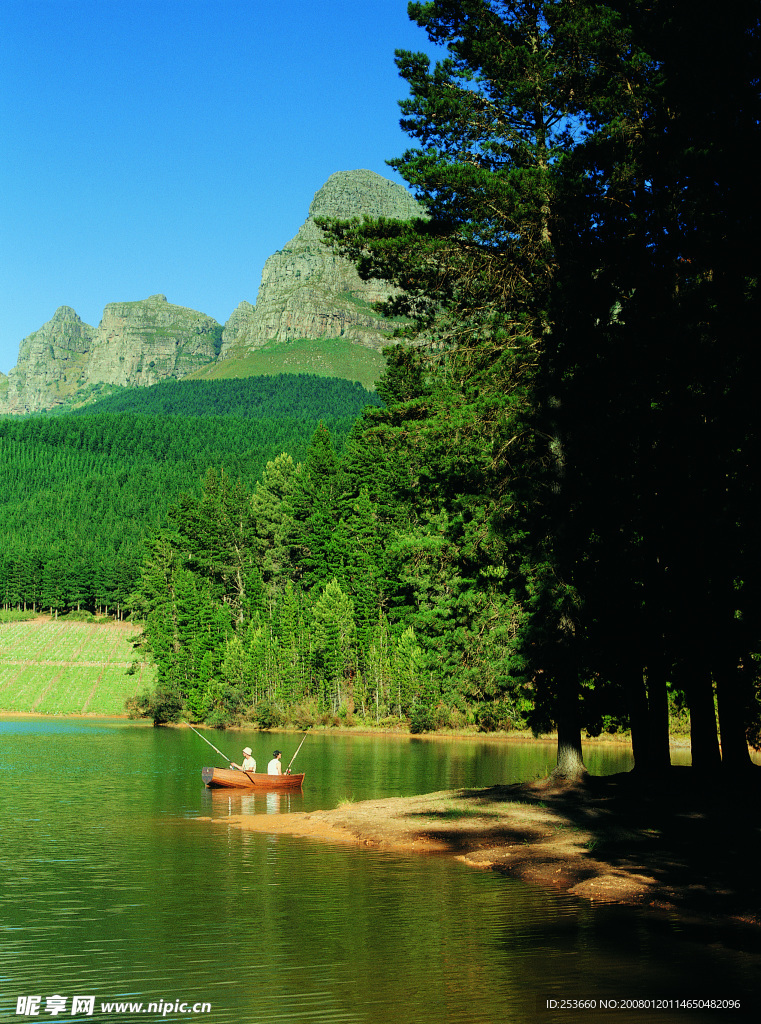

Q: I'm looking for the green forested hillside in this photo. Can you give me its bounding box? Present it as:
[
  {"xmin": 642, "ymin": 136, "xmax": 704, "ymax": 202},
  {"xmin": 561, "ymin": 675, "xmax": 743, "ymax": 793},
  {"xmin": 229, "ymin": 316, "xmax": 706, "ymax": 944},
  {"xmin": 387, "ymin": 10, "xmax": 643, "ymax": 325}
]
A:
[
  {"xmin": 129, "ymin": 371, "xmax": 531, "ymax": 732},
  {"xmin": 0, "ymin": 375, "xmax": 378, "ymax": 618},
  {"xmin": 69, "ymin": 374, "xmax": 382, "ymax": 419}
]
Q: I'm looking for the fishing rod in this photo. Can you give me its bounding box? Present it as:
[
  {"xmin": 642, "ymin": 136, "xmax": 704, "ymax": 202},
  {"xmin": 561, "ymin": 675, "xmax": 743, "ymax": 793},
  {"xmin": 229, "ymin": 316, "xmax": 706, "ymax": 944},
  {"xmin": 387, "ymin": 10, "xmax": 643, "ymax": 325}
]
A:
[
  {"xmin": 187, "ymin": 724, "xmax": 234, "ymax": 767},
  {"xmin": 285, "ymin": 730, "xmax": 309, "ymax": 775}
]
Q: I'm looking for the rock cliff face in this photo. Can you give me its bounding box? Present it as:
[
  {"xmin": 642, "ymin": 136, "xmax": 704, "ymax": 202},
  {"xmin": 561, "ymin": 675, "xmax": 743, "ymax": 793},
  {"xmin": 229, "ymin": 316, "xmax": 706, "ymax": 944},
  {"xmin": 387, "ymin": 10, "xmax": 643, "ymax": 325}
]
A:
[
  {"xmin": 2, "ymin": 306, "xmax": 96, "ymax": 414},
  {"xmin": 219, "ymin": 301, "xmax": 256, "ymax": 359},
  {"xmin": 86, "ymin": 294, "xmax": 220, "ymax": 388},
  {"xmin": 1, "ymin": 296, "xmax": 221, "ymax": 413},
  {"xmin": 221, "ymin": 169, "xmax": 423, "ymax": 355},
  {"xmin": 1, "ymin": 170, "xmax": 421, "ymax": 413}
]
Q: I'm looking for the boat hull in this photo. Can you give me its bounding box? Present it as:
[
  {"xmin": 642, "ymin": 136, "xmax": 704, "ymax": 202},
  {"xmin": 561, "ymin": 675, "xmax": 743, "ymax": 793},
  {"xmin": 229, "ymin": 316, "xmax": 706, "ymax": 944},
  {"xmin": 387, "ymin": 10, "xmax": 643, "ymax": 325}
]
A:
[{"xmin": 202, "ymin": 766, "xmax": 305, "ymax": 790}]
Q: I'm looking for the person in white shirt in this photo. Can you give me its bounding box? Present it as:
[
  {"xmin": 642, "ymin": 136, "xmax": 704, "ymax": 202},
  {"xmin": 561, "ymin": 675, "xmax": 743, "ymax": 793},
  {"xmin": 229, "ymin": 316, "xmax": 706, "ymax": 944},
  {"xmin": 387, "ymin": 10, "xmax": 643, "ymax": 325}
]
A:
[
  {"xmin": 267, "ymin": 750, "xmax": 282, "ymax": 775},
  {"xmin": 230, "ymin": 746, "xmax": 256, "ymax": 772}
]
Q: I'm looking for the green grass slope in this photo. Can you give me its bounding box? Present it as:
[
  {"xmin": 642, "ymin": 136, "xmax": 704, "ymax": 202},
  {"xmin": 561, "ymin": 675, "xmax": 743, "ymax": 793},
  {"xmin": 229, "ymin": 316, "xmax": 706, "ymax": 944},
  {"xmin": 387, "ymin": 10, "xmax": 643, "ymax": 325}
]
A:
[
  {"xmin": 189, "ymin": 337, "xmax": 387, "ymax": 391},
  {"xmin": 0, "ymin": 617, "xmax": 153, "ymax": 715},
  {"xmin": 32, "ymin": 337, "xmax": 387, "ymax": 414}
]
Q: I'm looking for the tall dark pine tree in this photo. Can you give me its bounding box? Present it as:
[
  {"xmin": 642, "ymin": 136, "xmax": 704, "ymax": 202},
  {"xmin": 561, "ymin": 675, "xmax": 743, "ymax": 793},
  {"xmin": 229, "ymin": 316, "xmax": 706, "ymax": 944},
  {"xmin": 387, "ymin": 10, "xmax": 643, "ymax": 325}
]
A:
[
  {"xmin": 612, "ymin": 0, "xmax": 761, "ymax": 772},
  {"xmin": 287, "ymin": 424, "xmax": 344, "ymax": 593},
  {"xmin": 543, "ymin": 0, "xmax": 761, "ymax": 774},
  {"xmin": 322, "ymin": 0, "xmax": 651, "ymax": 776}
]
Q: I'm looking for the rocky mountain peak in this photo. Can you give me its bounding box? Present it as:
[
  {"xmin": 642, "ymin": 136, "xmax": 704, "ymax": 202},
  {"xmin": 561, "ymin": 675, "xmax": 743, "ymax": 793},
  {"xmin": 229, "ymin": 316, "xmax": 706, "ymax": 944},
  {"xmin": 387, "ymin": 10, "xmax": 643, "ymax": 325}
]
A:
[
  {"xmin": 220, "ymin": 301, "xmax": 256, "ymax": 359},
  {"xmin": 308, "ymin": 169, "xmax": 423, "ymax": 222},
  {"xmin": 51, "ymin": 305, "xmax": 83, "ymax": 322},
  {"xmin": 85, "ymin": 296, "xmax": 220, "ymax": 387},
  {"xmin": 222, "ymin": 169, "xmax": 424, "ymax": 355},
  {"xmin": 1, "ymin": 308, "xmax": 95, "ymax": 413}
]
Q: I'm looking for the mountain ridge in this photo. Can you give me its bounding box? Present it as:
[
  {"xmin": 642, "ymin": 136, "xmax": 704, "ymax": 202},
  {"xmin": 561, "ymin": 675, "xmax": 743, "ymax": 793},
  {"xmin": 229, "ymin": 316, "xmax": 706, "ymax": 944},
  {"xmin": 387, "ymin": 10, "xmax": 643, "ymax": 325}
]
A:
[{"xmin": 0, "ymin": 170, "xmax": 422, "ymax": 414}]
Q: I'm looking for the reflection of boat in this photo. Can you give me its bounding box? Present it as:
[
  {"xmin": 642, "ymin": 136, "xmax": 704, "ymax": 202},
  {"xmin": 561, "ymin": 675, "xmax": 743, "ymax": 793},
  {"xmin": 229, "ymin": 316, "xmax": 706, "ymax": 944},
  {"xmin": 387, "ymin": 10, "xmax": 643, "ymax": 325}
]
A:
[
  {"xmin": 202, "ymin": 788, "xmax": 299, "ymax": 817},
  {"xmin": 201, "ymin": 766, "xmax": 305, "ymax": 790}
]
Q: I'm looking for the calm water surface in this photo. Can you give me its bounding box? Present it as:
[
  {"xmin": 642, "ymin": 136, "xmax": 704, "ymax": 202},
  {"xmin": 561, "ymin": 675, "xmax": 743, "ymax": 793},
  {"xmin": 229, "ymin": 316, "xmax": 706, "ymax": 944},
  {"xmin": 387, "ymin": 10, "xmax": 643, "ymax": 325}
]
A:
[{"xmin": 0, "ymin": 719, "xmax": 757, "ymax": 1023}]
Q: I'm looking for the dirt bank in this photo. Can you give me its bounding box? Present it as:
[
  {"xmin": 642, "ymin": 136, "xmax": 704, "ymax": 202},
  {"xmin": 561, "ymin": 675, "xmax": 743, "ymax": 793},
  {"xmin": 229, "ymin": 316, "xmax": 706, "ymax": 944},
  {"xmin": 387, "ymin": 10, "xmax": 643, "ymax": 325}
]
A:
[{"xmin": 208, "ymin": 768, "xmax": 761, "ymax": 928}]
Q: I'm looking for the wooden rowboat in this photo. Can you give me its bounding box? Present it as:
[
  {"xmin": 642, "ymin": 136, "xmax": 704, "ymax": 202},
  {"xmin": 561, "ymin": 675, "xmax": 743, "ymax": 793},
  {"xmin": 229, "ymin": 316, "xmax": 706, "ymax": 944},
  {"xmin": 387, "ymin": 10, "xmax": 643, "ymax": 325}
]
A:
[{"xmin": 202, "ymin": 766, "xmax": 305, "ymax": 790}]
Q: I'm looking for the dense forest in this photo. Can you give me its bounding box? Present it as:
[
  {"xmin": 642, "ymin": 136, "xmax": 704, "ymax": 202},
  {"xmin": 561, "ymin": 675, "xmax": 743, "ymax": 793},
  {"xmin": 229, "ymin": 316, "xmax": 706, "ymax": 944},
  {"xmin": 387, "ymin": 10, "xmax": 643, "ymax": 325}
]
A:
[
  {"xmin": 130, "ymin": 401, "xmax": 528, "ymax": 732},
  {"xmin": 68, "ymin": 375, "xmax": 381, "ymax": 420},
  {"xmin": 0, "ymin": 376, "xmax": 379, "ymax": 617}
]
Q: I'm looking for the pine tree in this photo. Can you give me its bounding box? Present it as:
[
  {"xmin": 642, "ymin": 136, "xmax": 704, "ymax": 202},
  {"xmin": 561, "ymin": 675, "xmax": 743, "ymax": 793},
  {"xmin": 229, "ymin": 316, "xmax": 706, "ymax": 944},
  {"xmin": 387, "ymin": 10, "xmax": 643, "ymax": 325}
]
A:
[
  {"xmin": 312, "ymin": 579, "xmax": 358, "ymax": 711},
  {"xmin": 287, "ymin": 425, "xmax": 343, "ymax": 592},
  {"xmin": 393, "ymin": 626, "xmax": 426, "ymax": 717},
  {"xmin": 319, "ymin": 0, "xmax": 665, "ymax": 775},
  {"xmin": 273, "ymin": 581, "xmax": 309, "ymax": 704},
  {"xmin": 251, "ymin": 452, "xmax": 297, "ymax": 590},
  {"xmin": 365, "ymin": 611, "xmax": 395, "ymax": 720},
  {"xmin": 543, "ymin": 0, "xmax": 761, "ymax": 772}
]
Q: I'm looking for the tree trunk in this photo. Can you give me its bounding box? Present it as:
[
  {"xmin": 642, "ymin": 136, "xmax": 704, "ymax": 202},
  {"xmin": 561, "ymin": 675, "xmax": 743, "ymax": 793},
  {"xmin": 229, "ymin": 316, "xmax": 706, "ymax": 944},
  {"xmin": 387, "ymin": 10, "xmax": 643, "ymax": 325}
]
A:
[
  {"xmin": 645, "ymin": 654, "xmax": 672, "ymax": 773},
  {"xmin": 555, "ymin": 719, "xmax": 586, "ymax": 778},
  {"xmin": 683, "ymin": 663, "xmax": 722, "ymax": 772},
  {"xmin": 553, "ymin": 669, "xmax": 586, "ymax": 779},
  {"xmin": 624, "ymin": 662, "xmax": 651, "ymax": 770},
  {"xmin": 716, "ymin": 659, "xmax": 753, "ymax": 773}
]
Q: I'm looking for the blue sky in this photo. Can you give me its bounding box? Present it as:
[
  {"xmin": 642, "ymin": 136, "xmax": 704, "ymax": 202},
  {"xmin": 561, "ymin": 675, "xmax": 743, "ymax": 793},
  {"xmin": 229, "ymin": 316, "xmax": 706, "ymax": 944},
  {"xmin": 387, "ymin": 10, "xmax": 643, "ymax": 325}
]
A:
[{"xmin": 0, "ymin": 0, "xmax": 440, "ymax": 375}]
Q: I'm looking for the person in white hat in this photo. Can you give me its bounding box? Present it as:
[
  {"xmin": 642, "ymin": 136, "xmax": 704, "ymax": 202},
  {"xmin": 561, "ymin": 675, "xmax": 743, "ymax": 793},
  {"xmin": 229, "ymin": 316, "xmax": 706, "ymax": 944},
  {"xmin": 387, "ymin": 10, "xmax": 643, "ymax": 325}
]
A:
[{"xmin": 230, "ymin": 746, "xmax": 256, "ymax": 773}]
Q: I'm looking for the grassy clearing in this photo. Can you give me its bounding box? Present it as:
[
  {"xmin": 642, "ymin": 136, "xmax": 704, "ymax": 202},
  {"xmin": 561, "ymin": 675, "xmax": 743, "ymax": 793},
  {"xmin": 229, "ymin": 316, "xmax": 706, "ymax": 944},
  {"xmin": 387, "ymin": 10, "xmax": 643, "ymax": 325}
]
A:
[{"xmin": 0, "ymin": 616, "xmax": 154, "ymax": 715}]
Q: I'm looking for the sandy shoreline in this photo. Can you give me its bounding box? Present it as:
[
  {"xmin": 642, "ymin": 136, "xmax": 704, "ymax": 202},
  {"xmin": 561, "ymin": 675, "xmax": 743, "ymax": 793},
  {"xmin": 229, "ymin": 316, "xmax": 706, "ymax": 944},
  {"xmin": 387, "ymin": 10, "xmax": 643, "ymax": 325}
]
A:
[{"xmin": 202, "ymin": 769, "xmax": 761, "ymax": 930}]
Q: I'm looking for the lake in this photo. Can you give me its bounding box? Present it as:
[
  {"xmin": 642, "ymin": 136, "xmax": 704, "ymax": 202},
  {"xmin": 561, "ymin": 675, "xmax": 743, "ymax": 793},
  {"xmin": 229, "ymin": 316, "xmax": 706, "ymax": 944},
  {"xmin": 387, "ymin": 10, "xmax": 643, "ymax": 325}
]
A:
[{"xmin": 0, "ymin": 718, "xmax": 757, "ymax": 1022}]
